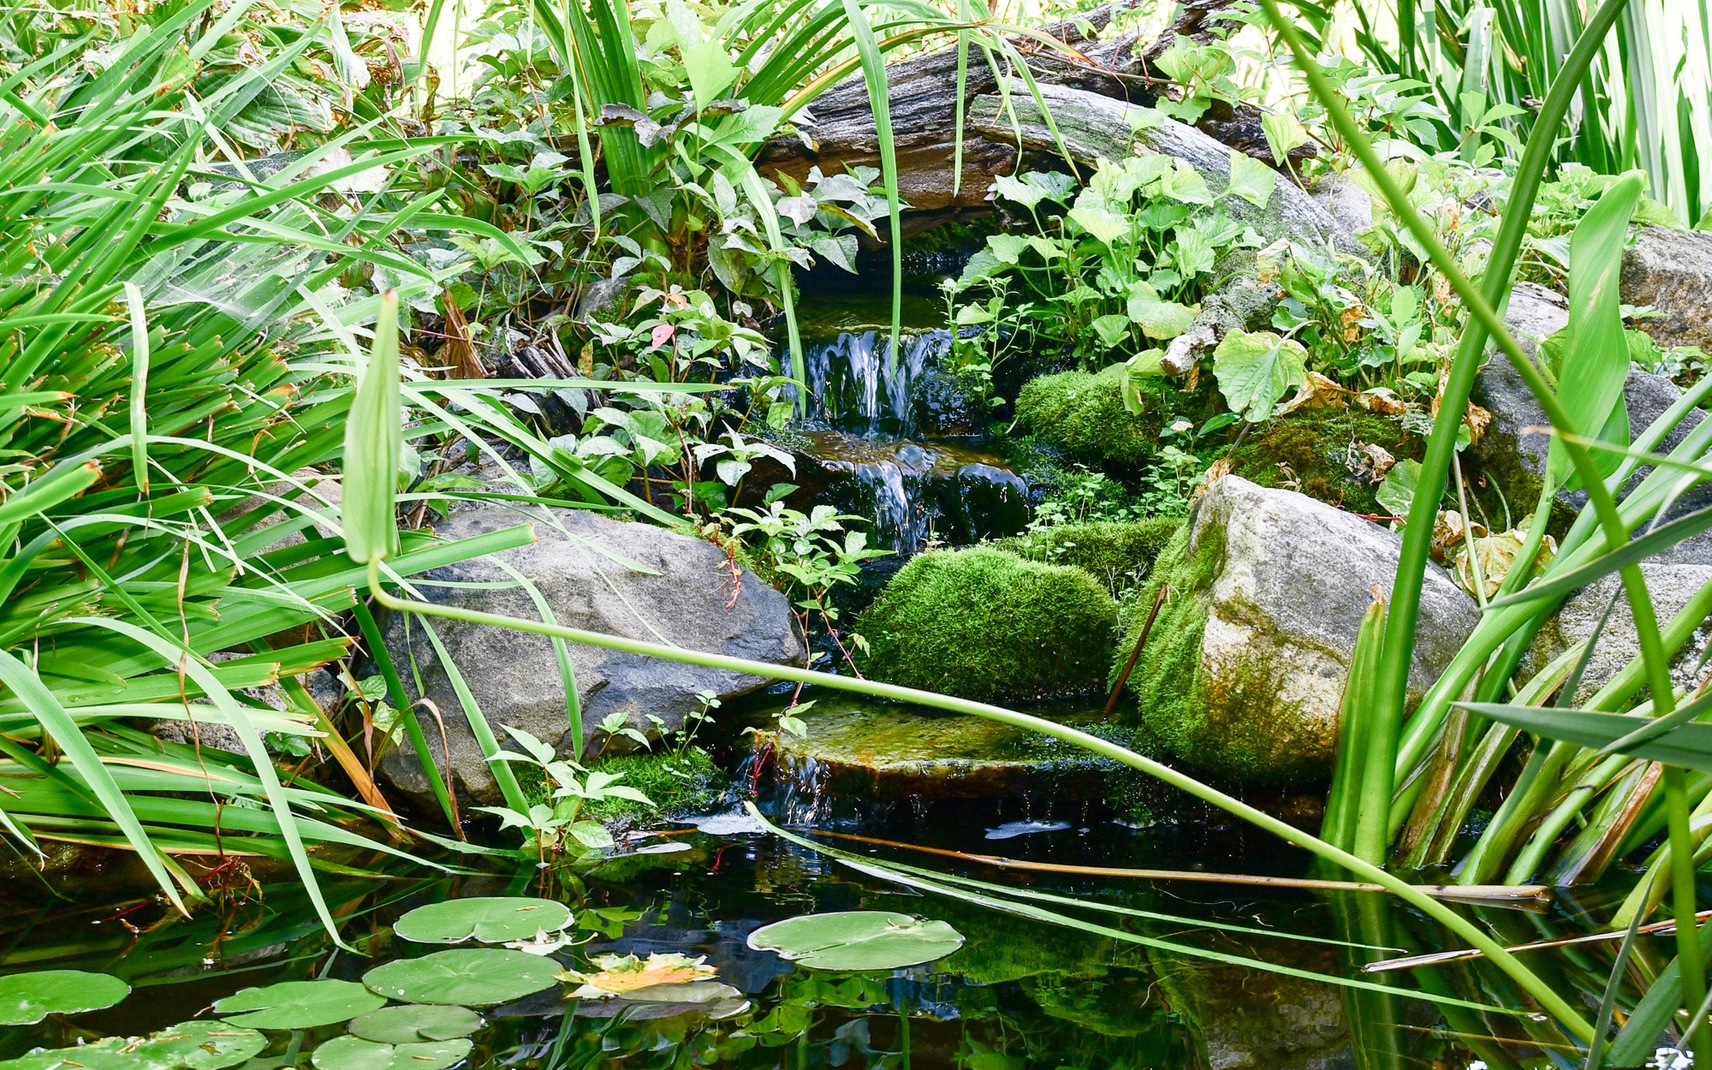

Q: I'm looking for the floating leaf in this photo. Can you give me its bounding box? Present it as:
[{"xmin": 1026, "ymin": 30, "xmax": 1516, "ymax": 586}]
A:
[
  {"xmin": 747, "ymin": 912, "xmax": 964, "ymax": 971},
  {"xmin": 363, "ymin": 949, "xmax": 560, "ymax": 1006},
  {"xmin": 0, "ymin": 1020, "xmax": 264, "ymax": 1070},
  {"xmin": 214, "ymin": 979, "xmax": 385, "ymax": 1030},
  {"xmin": 348, "ymin": 1003, "xmax": 485, "ymax": 1044},
  {"xmin": 393, "ymin": 896, "xmax": 572, "ymax": 945},
  {"xmin": 0, "ymin": 969, "xmax": 130, "ymax": 1025},
  {"xmin": 561, "ymin": 953, "xmax": 718, "ymax": 999},
  {"xmin": 311, "ymin": 1037, "xmax": 472, "ymax": 1070}
]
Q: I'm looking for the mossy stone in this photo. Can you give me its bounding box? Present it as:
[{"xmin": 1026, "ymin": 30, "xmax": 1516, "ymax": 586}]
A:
[
  {"xmin": 1114, "ymin": 521, "xmax": 1319, "ymax": 784},
  {"xmin": 1225, "ymin": 408, "xmax": 1418, "ymax": 514},
  {"xmin": 996, "ymin": 518, "xmax": 1184, "ymax": 593},
  {"xmin": 856, "ymin": 547, "xmax": 1118, "ymax": 702},
  {"xmin": 1014, "ymin": 365, "xmax": 1162, "ymax": 472}
]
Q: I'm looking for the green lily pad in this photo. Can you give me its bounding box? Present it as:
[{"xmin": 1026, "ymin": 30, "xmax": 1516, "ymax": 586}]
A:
[
  {"xmin": 213, "ymin": 979, "xmax": 385, "ymax": 1029},
  {"xmin": 747, "ymin": 912, "xmax": 964, "ymax": 972},
  {"xmin": 0, "ymin": 1020, "xmax": 264, "ymax": 1070},
  {"xmin": 348, "ymin": 1003, "xmax": 485, "ymax": 1043},
  {"xmin": 310, "ymin": 1037, "xmax": 472, "ymax": 1070},
  {"xmin": 393, "ymin": 896, "xmax": 571, "ymax": 945},
  {"xmin": 0, "ymin": 969, "xmax": 130, "ymax": 1025},
  {"xmin": 362, "ymin": 949, "xmax": 559, "ymax": 1006}
]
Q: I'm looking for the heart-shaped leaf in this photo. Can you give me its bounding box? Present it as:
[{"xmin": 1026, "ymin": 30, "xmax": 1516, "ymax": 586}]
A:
[
  {"xmin": 747, "ymin": 912, "xmax": 964, "ymax": 971},
  {"xmin": 214, "ymin": 979, "xmax": 385, "ymax": 1029},
  {"xmin": 0, "ymin": 969, "xmax": 130, "ymax": 1025},
  {"xmin": 393, "ymin": 896, "xmax": 572, "ymax": 945},
  {"xmin": 363, "ymin": 949, "xmax": 560, "ymax": 1006},
  {"xmin": 349, "ymin": 1003, "xmax": 485, "ymax": 1044},
  {"xmin": 311, "ymin": 1036, "xmax": 472, "ymax": 1070}
]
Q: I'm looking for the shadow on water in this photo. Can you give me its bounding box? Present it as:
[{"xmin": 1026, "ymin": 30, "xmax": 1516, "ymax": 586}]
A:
[{"xmin": 0, "ymin": 762, "xmax": 1679, "ymax": 1070}]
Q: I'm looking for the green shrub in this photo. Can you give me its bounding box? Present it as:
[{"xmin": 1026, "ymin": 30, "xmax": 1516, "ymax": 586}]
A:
[
  {"xmin": 856, "ymin": 548, "xmax": 1118, "ymax": 702},
  {"xmin": 995, "ymin": 519, "xmax": 1184, "ymax": 593},
  {"xmin": 1015, "ymin": 365, "xmax": 1161, "ymax": 471}
]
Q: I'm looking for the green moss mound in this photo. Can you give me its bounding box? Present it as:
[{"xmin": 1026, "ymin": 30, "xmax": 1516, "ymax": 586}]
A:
[
  {"xmin": 1226, "ymin": 409, "xmax": 1419, "ymax": 514},
  {"xmin": 857, "ymin": 547, "xmax": 1118, "ymax": 702},
  {"xmin": 1114, "ymin": 521, "xmax": 1320, "ymax": 784},
  {"xmin": 1015, "ymin": 365, "xmax": 1161, "ymax": 471},
  {"xmin": 996, "ymin": 518, "xmax": 1183, "ymax": 592},
  {"xmin": 583, "ymin": 747, "xmax": 724, "ymax": 824}
]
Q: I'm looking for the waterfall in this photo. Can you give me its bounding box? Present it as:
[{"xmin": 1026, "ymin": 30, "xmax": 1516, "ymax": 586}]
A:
[{"xmin": 796, "ymin": 329, "xmax": 952, "ymax": 437}]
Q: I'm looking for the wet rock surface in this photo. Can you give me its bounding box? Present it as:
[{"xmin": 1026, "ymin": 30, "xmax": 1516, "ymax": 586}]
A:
[{"xmin": 376, "ymin": 507, "xmax": 804, "ymax": 810}]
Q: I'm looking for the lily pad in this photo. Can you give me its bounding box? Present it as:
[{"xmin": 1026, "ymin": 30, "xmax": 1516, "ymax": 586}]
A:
[
  {"xmin": 747, "ymin": 912, "xmax": 964, "ymax": 971},
  {"xmin": 0, "ymin": 969, "xmax": 130, "ymax": 1025},
  {"xmin": 214, "ymin": 979, "xmax": 385, "ymax": 1029},
  {"xmin": 310, "ymin": 1037, "xmax": 472, "ymax": 1070},
  {"xmin": 0, "ymin": 1020, "xmax": 264, "ymax": 1070},
  {"xmin": 362, "ymin": 949, "xmax": 560, "ymax": 1006},
  {"xmin": 348, "ymin": 1003, "xmax": 485, "ymax": 1044},
  {"xmin": 393, "ymin": 896, "xmax": 571, "ymax": 945}
]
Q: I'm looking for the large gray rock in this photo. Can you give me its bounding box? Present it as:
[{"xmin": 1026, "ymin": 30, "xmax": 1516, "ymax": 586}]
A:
[
  {"xmin": 1526, "ymin": 563, "xmax": 1712, "ymax": 704},
  {"xmin": 1132, "ymin": 476, "xmax": 1479, "ymax": 784},
  {"xmin": 1472, "ymin": 284, "xmax": 1712, "ymax": 560},
  {"xmin": 967, "ymin": 81, "xmax": 1360, "ymax": 254},
  {"xmin": 1622, "ymin": 226, "xmax": 1712, "ymax": 352},
  {"xmin": 376, "ymin": 507, "xmax": 804, "ymax": 809}
]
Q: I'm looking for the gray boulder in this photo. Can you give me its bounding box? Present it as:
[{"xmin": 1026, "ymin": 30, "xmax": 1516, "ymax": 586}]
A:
[
  {"xmin": 1472, "ymin": 284, "xmax": 1712, "ymax": 561},
  {"xmin": 1622, "ymin": 226, "xmax": 1712, "ymax": 352},
  {"xmin": 1526, "ymin": 563, "xmax": 1712, "ymax": 704},
  {"xmin": 376, "ymin": 507, "xmax": 804, "ymax": 809},
  {"xmin": 1130, "ymin": 476, "xmax": 1479, "ymax": 784}
]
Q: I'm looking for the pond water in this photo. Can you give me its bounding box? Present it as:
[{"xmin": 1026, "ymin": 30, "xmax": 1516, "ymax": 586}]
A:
[{"xmin": 0, "ymin": 720, "xmax": 1671, "ymax": 1070}]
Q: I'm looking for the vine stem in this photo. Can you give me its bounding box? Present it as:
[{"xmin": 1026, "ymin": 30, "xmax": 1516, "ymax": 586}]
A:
[{"xmin": 365, "ymin": 559, "xmax": 1595, "ymax": 1041}]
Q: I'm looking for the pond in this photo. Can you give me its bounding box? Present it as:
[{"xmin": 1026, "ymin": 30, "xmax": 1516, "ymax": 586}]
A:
[{"xmin": 0, "ymin": 706, "xmax": 1675, "ymax": 1070}]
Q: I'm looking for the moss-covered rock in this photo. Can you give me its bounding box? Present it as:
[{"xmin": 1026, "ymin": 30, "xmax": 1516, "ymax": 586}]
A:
[
  {"xmin": 996, "ymin": 518, "xmax": 1183, "ymax": 593},
  {"xmin": 583, "ymin": 746, "xmax": 725, "ymax": 825},
  {"xmin": 1014, "ymin": 365, "xmax": 1162, "ymax": 471},
  {"xmin": 856, "ymin": 547, "xmax": 1118, "ymax": 702},
  {"xmin": 1116, "ymin": 476, "xmax": 1479, "ymax": 786},
  {"xmin": 1225, "ymin": 408, "xmax": 1419, "ymax": 514}
]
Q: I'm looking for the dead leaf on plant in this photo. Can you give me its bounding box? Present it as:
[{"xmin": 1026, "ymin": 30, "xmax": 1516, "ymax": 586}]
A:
[{"xmin": 559, "ymin": 953, "xmax": 717, "ymax": 999}]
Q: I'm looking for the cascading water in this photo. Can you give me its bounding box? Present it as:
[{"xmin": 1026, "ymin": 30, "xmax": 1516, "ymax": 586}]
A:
[{"xmin": 783, "ymin": 324, "xmax": 1030, "ymax": 557}]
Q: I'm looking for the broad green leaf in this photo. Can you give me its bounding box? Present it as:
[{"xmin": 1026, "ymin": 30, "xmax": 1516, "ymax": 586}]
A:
[
  {"xmin": 1260, "ymin": 111, "xmax": 1310, "ymax": 165},
  {"xmin": 1227, "ymin": 150, "xmax": 1277, "ymax": 208},
  {"xmin": 343, "ymin": 291, "xmax": 403, "ymax": 564},
  {"xmin": 362, "ymin": 949, "xmax": 561, "ymax": 1006},
  {"xmin": 682, "ymin": 40, "xmax": 738, "ymax": 110},
  {"xmin": 1127, "ymin": 284, "xmax": 1197, "ymax": 339},
  {"xmin": 1211, "ymin": 330, "xmax": 1307, "ymax": 422},
  {"xmin": 311, "ymin": 1037, "xmax": 472, "ymax": 1070},
  {"xmin": 1090, "ymin": 314, "xmax": 1132, "ymax": 349},
  {"xmin": 1375, "ymin": 459, "xmax": 1421, "ymax": 519},
  {"xmin": 349, "ymin": 1004, "xmax": 485, "ymax": 1044},
  {"xmin": 1066, "ymin": 203, "xmax": 1129, "ymax": 246},
  {"xmin": 214, "ymin": 979, "xmax": 385, "ymax": 1029},
  {"xmin": 1160, "ymin": 160, "xmax": 1213, "ymax": 204},
  {"xmin": 0, "ymin": 970, "xmax": 130, "ymax": 1025},
  {"xmin": 394, "ymin": 897, "xmax": 572, "ymax": 945},
  {"xmin": 1547, "ymin": 173, "xmax": 1643, "ymax": 486},
  {"xmin": 747, "ymin": 911, "xmax": 964, "ymax": 971}
]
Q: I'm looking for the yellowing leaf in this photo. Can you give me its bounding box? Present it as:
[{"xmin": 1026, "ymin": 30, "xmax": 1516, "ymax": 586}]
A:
[{"xmin": 560, "ymin": 953, "xmax": 717, "ymax": 998}]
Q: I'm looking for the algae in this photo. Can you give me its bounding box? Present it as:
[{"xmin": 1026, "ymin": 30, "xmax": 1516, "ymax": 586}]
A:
[{"xmin": 856, "ymin": 547, "xmax": 1118, "ymax": 703}]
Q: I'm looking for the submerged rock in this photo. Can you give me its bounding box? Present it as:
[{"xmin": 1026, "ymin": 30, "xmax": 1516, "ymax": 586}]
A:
[
  {"xmin": 857, "ymin": 547, "xmax": 1118, "ymax": 702},
  {"xmin": 1122, "ymin": 476, "xmax": 1479, "ymax": 785},
  {"xmin": 376, "ymin": 507, "xmax": 803, "ymax": 810},
  {"xmin": 763, "ymin": 695, "xmax": 1123, "ymax": 802},
  {"xmin": 1153, "ymin": 942, "xmax": 1351, "ymax": 1070}
]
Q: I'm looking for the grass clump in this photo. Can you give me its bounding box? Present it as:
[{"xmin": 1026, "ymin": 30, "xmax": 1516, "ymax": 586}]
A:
[
  {"xmin": 996, "ymin": 519, "xmax": 1184, "ymax": 594},
  {"xmin": 857, "ymin": 548, "xmax": 1118, "ymax": 702},
  {"xmin": 1014, "ymin": 365, "xmax": 1162, "ymax": 472}
]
